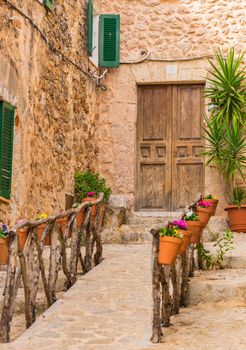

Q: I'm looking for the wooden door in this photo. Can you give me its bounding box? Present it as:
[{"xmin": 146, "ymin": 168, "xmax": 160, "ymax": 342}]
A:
[
  {"xmin": 136, "ymin": 86, "xmax": 172, "ymax": 210},
  {"xmin": 136, "ymin": 84, "xmax": 204, "ymax": 211}
]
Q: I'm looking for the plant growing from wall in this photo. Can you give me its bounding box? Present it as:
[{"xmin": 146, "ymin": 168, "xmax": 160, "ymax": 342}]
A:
[
  {"xmin": 197, "ymin": 230, "xmax": 234, "ymax": 270},
  {"xmin": 74, "ymin": 171, "xmax": 112, "ymax": 203}
]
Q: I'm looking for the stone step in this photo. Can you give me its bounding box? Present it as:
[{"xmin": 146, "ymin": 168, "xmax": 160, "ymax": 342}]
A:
[{"xmin": 188, "ymin": 269, "xmax": 246, "ymax": 305}]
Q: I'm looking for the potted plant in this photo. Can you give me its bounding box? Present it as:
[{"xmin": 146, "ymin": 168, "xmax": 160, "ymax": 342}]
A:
[
  {"xmin": 56, "ymin": 216, "xmax": 69, "ymax": 236},
  {"xmin": 0, "ymin": 222, "xmax": 9, "ymax": 265},
  {"xmin": 36, "ymin": 213, "xmax": 50, "ymax": 246},
  {"xmin": 183, "ymin": 210, "xmax": 204, "ymax": 244},
  {"xmin": 172, "ymin": 220, "xmax": 191, "ymax": 256},
  {"xmin": 204, "ymin": 194, "xmax": 219, "ymax": 216},
  {"xmin": 16, "ymin": 220, "xmax": 28, "ymax": 250},
  {"xmin": 158, "ymin": 224, "xmax": 183, "ymax": 266},
  {"xmin": 74, "ymin": 171, "xmax": 112, "ymax": 226},
  {"xmin": 203, "ymin": 48, "xmax": 246, "ymax": 232},
  {"xmin": 196, "ymin": 200, "xmax": 212, "ymax": 228},
  {"xmin": 225, "ymin": 187, "xmax": 246, "ymax": 232}
]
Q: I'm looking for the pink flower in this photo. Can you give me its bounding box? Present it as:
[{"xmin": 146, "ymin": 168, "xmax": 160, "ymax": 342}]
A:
[
  {"xmin": 198, "ymin": 201, "xmax": 212, "ymax": 208},
  {"xmin": 87, "ymin": 191, "xmax": 96, "ymax": 197},
  {"xmin": 172, "ymin": 220, "xmax": 187, "ymax": 230}
]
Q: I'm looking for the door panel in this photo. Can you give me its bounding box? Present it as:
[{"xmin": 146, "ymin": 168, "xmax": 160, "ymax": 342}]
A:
[
  {"xmin": 172, "ymin": 85, "xmax": 205, "ymax": 211},
  {"xmin": 137, "ymin": 86, "xmax": 172, "ymax": 210},
  {"xmin": 137, "ymin": 84, "xmax": 204, "ymax": 211}
]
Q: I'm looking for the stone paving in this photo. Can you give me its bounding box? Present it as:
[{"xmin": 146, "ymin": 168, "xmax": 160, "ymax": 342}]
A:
[{"xmin": 1, "ymin": 242, "xmax": 246, "ymax": 350}]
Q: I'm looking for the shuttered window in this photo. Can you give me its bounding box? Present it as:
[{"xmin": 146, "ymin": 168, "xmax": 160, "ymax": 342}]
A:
[
  {"xmin": 0, "ymin": 102, "xmax": 15, "ymax": 200},
  {"xmin": 88, "ymin": 0, "xmax": 93, "ymax": 56},
  {"xmin": 44, "ymin": 0, "xmax": 55, "ymax": 11},
  {"xmin": 99, "ymin": 15, "xmax": 120, "ymax": 68}
]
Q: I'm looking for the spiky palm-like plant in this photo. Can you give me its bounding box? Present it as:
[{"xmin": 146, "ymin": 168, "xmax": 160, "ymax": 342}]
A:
[{"xmin": 203, "ymin": 48, "xmax": 246, "ymax": 205}]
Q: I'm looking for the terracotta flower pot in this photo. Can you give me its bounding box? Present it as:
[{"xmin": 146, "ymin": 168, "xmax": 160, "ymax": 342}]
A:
[
  {"xmin": 158, "ymin": 236, "xmax": 182, "ymax": 266},
  {"xmin": 76, "ymin": 209, "xmax": 84, "ymax": 228},
  {"xmin": 0, "ymin": 236, "xmax": 9, "ymax": 265},
  {"xmin": 82, "ymin": 197, "xmax": 98, "ymax": 221},
  {"xmin": 57, "ymin": 217, "xmax": 69, "ymax": 237},
  {"xmin": 37, "ymin": 224, "xmax": 50, "ymax": 246},
  {"xmin": 17, "ymin": 228, "xmax": 28, "ymax": 250},
  {"xmin": 206, "ymin": 199, "xmax": 219, "ymax": 216},
  {"xmin": 197, "ymin": 207, "xmax": 212, "ymax": 228},
  {"xmin": 99, "ymin": 204, "xmax": 107, "ymax": 227},
  {"xmin": 179, "ymin": 230, "xmax": 192, "ymax": 256},
  {"xmin": 225, "ymin": 205, "xmax": 246, "ymax": 233},
  {"xmin": 186, "ymin": 221, "xmax": 204, "ymax": 244}
]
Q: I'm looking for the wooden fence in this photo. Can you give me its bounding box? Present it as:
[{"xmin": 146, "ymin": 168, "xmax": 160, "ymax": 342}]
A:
[{"xmin": 0, "ymin": 194, "xmax": 104, "ymax": 343}]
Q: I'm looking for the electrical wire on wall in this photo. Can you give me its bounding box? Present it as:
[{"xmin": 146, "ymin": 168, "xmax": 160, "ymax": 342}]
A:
[
  {"xmin": 2, "ymin": 0, "xmax": 108, "ymax": 89},
  {"xmin": 120, "ymin": 49, "xmax": 214, "ymax": 64}
]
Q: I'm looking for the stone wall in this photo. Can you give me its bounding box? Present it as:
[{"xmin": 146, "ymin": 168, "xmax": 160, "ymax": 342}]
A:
[
  {"xmin": 98, "ymin": 0, "xmax": 246, "ymax": 215},
  {"xmin": 0, "ymin": 0, "xmax": 100, "ymax": 224}
]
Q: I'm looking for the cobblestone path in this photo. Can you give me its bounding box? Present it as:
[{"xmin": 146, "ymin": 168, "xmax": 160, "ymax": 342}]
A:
[{"xmin": 2, "ymin": 243, "xmax": 246, "ymax": 350}]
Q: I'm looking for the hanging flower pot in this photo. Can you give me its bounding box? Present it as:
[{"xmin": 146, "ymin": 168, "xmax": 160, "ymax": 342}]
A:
[
  {"xmin": 159, "ymin": 236, "xmax": 182, "ymax": 265},
  {"xmin": 196, "ymin": 201, "xmax": 212, "ymax": 228},
  {"xmin": 57, "ymin": 217, "xmax": 69, "ymax": 237},
  {"xmin": 179, "ymin": 230, "xmax": 192, "ymax": 255},
  {"xmin": 204, "ymin": 195, "xmax": 219, "ymax": 216},
  {"xmin": 76, "ymin": 209, "xmax": 85, "ymax": 228},
  {"xmin": 225, "ymin": 205, "xmax": 246, "ymax": 232},
  {"xmin": 82, "ymin": 192, "xmax": 98, "ymax": 222},
  {"xmin": 186, "ymin": 220, "xmax": 204, "ymax": 244},
  {"xmin": 158, "ymin": 225, "xmax": 182, "ymax": 266},
  {"xmin": 0, "ymin": 236, "xmax": 9, "ymax": 265},
  {"xmin": 99, "ymin": 204, "xmax": 107, "ymax": 227},
  {"xmin": 37, "ymin": 224, "xmax": 50, "ymax": 246},
  {"xmin": 17, "ymin": 228, "xmax": 28, "ymax": 250}
]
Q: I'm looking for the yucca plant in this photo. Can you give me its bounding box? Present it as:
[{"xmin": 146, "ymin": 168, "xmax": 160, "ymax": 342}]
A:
[
  {"xmin": 206, "ymin": 48, "xmax": 246, "ymax": 127},
  {"xmin": 203, "ymin": 48, "xmax": 246, "ymax": 205}
]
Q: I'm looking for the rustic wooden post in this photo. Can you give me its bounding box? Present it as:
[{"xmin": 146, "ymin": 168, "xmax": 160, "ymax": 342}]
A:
[
  {"xmin": 92, "ymin": 205, "xmax": 103, "ymax": 266},
  {"xmin": 160, "ymin": 265, "xmax": 171, "ymax": 327},
  {"xmin": 180, "ymin": 251, "xmax": 189, "ymax": 307},
  {"xmin": 150, "ymin": 229, "xmax": 164, "ymax": 343},
  {"xmin": 188, "ymin": 244, "xmax": 195, "ymax": 277},
  {"xmin": 48, "ymin": 224, "xmax": 59, "ymax": 305},
  {"xmin": 0, "ymin": 232, "xmax": 19, "ymax": 342},
  {"xmin": 171, "ymin": 256, "xmax": 182, "ymax": 315},
  {"xmin": 84, "ymin": 208, "xmax": 93, "ymax": 272},
  {"xmin": 70, "ymin": 216, "xmax": 79, "ymax": 286},
  {"xmin": 35, "ymin": 224, "xmax": 53, "ymax": 306}
]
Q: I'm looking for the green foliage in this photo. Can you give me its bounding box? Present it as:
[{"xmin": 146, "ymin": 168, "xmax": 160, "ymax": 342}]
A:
[
  {"xmin": 214, "ymin": 230, "xmax": 234, "ymax": 269},
  {"xmin": 159, "ymin": 227, "xmax": 182, "ymax": 239},
  {"xmin": 231, "ymin": 187, "xmax": 246, "ymax": 208},
  {"xmin": 184, "ymin": 211, "xmax": 199, "ymax": 221},
  {"xmin": 203, "ymin": 49, "xmax": 246, "ymax": 201},
  {"xmin": 206, "ymin": 48, "xmax": 246, "ymax": 127},
  {"xmin": 74, "ymin": 171, "xmax": 112, "ymax": 203},
  {"xmin": 197, "ymin": 243, "xmax": 213, "ymax": 270},
  {"xmin": 205, "ymin": 194, "xmax": 213, "ymax": 199},
  {"xmin": 197, "ymin": 230, "xmax": 234, "ymax": 270}
]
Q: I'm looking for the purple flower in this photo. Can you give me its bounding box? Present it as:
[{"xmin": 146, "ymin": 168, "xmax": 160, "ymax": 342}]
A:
[
  {"xmin": 87, "ymin": 191, "xmax": 96, "ymax": 197},
  {"xmin": 172, "ymin": 220, "xmax": 187, "ymax": 230},
  {"xmin": 198, "ymin": 201, "xmax": 212, "ymax": 208},
  {"xmin": 2, "ymin": 224, "xmax": 8, "ymax": 232}
]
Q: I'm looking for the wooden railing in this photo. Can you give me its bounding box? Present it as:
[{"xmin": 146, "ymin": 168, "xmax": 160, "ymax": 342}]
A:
[
  {"xmin": 0, "ymin": 194, "xmax": 104, "ymax": 343},
  {"xmin": 150, "ymin": 229, "xmax": 195, "ymax": 343}
]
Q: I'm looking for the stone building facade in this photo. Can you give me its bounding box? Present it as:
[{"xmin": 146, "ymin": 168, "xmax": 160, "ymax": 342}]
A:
[
  {"xmin": 0, "ymin": 0, "xmax": 101, "ymax": 224},
  {"xmin": 98, "ymin": 0, "xmax": 246, "ymax": 216},
  {"xmin": 0, "ymin": 0, "xmax": 245, "ymax": 224}
]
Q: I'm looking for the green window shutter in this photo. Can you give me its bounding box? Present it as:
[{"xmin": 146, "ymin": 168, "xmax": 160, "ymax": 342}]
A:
[
  {"xmin": 99, "ymin": 15, "xmax": 120, "ymax": 68},
  {"xmin": 88, "ymin": 0, "xmax": 93, "ymax": 56},
  {"xmin": 0, "ymin": 102, "xmax": 15, "ymax": 200},
  {"xmin": 44, "ymin": 0, "xmax": 55, "ymax": 12}
]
